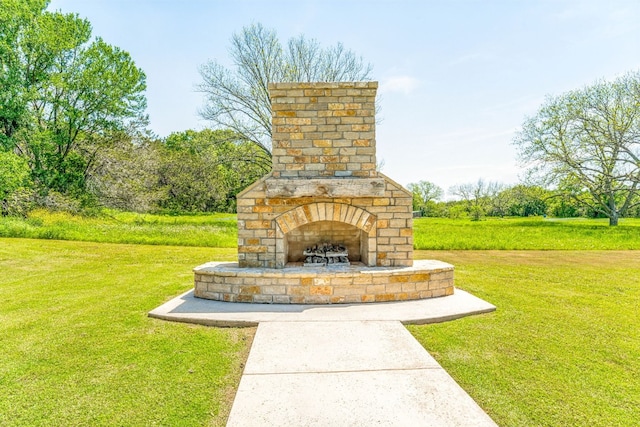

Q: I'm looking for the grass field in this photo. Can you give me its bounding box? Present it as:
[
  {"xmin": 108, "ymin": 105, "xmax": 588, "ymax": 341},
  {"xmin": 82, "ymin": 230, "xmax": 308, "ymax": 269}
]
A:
[
  {"xmin": 0, "ymin": 239, "xmax": 245, "ymax": 427},
  {"xmin": 413, "ymin": 216, "xmax": 640, "ymax": 249},
  {"xmin": 2, "ymin": 211, "xmax": 640, "ymax": 250},
  {"xmin": 410, "ymin": 250, "xmax": 640, "ymax": 427},
  {"xmin": 1, "ymin": 212, "xmax": 639, "ymax": 425},
  {"xmin": 0, "ymin": 210, "xmax": 238, "ymax": 247}
]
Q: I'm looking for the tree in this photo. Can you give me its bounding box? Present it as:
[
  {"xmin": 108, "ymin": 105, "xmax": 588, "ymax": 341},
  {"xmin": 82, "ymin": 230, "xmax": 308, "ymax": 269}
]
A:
[
  {"xmin": 157, "ymin": 129, "xmax": 270, "ymax": 213},
  {"xmin": 449, "ymin": 179, "xmax": 502, "ymax": 220},
  {"xmin": 0, "ymin": 151, "xmax": 33, "ymax": 215},
  {"xmin": 197, "ymin": 23, "xmax": 372, "ymax": 154},
  {"xmin": 407, "ymin": 180, "xmax": 443, "ymax": 216},
  {"xmin": 0, "ymin": 0, "xmax": 147, "ymax": 200},
  {"xmin": 495, "ymin": 184, "xmax": 549, "ymax": 217},
  {"xmin": 87, "ymin": 130, "xmax": 164, "ymax": 213},
  {"xmin": 514, "ymin": 72, "xmax": 640, "ymax": 226}
]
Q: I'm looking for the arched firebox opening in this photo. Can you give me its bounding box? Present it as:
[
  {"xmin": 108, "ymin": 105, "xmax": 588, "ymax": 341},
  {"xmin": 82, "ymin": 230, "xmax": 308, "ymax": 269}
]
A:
[
  {"xmin": 274, "ymin": 203, "xmax": 377, "ymax": 268},
  {"xmin": 285, "ymin": 221, "xmax": 367, "ymax": 265}
]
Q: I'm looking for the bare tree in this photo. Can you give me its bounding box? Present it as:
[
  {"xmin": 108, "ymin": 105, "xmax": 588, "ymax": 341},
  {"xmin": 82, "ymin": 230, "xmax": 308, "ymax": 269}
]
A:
[
  {"xmin": 514, "ymin": 71, "xmax": 640, "ymax": 226},
  {"xmin": 197, "ymin": 23, "xmax": 373, "ymax": 155},
  {"xmin": 449, "ymin": 179, "xmax": 503, "ymax": 220}
]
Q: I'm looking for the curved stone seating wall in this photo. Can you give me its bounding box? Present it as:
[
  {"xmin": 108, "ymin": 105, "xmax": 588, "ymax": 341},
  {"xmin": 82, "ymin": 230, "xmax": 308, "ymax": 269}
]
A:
[{"xmin": 194, "ymin": 260, "xmax": 454, "ymax": 304}]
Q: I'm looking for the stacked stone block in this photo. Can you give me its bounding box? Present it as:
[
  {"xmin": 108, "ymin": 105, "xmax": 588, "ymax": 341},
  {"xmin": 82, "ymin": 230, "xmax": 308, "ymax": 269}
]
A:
[
  {"xmin": 194, "ymin": 260, "xmax": 454, "ymax": 304},
  {"xmin": 270, "ymin": 82, "xmax": 377, "ymax": 178},
  {"xmin": 236, "ymin": 82, "xmax": 414, "ymax": 269}
]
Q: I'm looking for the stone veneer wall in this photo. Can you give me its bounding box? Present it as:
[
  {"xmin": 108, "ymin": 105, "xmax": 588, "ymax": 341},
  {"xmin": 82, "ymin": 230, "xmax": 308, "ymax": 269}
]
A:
[
  {"xmin": 270, "ymin": 82, "xmax": 377, "ymax": 178},
  {"xmin": 194, "ymin": 260, "xmax": 454, "ymax": 304},
  {"xmin": 236, "ymin": 82, "xmax": 413, "ymax": 269}
]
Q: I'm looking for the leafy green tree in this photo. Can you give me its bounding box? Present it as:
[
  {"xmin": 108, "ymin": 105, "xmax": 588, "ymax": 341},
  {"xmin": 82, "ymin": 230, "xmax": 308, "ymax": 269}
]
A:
[
  {"xmin": 407, "ymin": 180, "xmax": 443, "ymax": 216},
  {"xmin": 0, "ymin": 0, "xmax": 147, "ymax": 200},
  {"xmin": 198, "ymin": 23, "xmax": 372, "ymax": 154},
  {"xmin": 0, "ymin": 151, "xmax": 32, "ymax": 214},
  {"xmin": 158, "ymin": 129, "xmax": 270, "ymax": 212},
  {"xmin": 0, "ymin": 0, "xmax": 47, "ymax": 146},
  {"xmin": 495, "ymin": 185, "xmax": 549, "ymax": 217},
  {"xmin": 514, "ymin": 71, "xmax": 640, "ymax": 226}
]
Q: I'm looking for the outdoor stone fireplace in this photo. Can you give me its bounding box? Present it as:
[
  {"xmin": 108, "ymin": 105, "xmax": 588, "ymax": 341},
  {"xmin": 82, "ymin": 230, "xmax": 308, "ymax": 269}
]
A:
[{"xmin": 194, "ymin": 82, "xmax": 454, "ymax": 304}]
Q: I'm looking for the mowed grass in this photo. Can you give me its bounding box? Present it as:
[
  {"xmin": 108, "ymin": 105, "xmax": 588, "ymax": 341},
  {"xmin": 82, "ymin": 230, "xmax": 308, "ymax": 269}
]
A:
[
  {"xmin": 0, "ymin": 238, "xmax": 245, "ymax": 427},
  {"xmin": 410, "ymin": 250, "xmax": 640, "ymax": 427},
  {"xmin": 413, "ymin": 217, "xmax": 640, "ymax": 249},
  {"xmin": 0, "ymin": 210, "xmax": 238, "ymax": 247},
  {"xmin": 2, "ymin": 213, "xmax": 640, "ymax": 425},
  {"xmin": 2, "ymin": 212, "xmax": 640, "ymax": 250}
]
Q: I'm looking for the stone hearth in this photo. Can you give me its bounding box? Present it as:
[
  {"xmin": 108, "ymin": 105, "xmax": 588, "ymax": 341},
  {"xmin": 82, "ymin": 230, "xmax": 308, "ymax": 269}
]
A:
[{"xmin": 194, "ymin": 81, "xmax": 454, "ymax": 304}]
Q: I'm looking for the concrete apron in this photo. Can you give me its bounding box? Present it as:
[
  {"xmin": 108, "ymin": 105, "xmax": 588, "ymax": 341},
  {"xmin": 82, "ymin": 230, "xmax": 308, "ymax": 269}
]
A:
[{"xmin": 226, "ymin": 320, "xmax": 497, "ymax": 427}]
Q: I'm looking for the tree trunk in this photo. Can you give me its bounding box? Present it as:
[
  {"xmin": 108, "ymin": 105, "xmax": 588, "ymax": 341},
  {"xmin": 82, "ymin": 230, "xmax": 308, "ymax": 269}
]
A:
[{"xmin": 609, "ymin": 213, "xmax": 619, "ymax": 226}]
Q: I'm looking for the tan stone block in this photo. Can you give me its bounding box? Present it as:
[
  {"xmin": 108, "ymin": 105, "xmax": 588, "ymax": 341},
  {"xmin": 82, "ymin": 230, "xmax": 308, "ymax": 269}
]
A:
[
  {"xmin": 409, "ymin": 273, "xmax": 430, "ymax": 282},
  {"xmin": 313, "ymin": 277, "xmax": 330, "ymax": 286},
  {"xmin": 262, "ymin": 285, "xmax": 286, "ymax": 294},
  {"xmin": 415, "ymin": 281, "xmax": 430, "ymax": 291},
  {"xmin": 238, "ymin": 246, "xmax": 268, "ymax": 253},
  {"xmin": 326, "ymin": 163, "xmax": 347, "ymax": 171},
  {"xmin": 252, "ymin": 205, "xmax": 273, "ymax": 213},
  {"xmin": 385, "ymin": 283, "xmax": 403, "ymax": 293},
  {"xmin": 288, "ymin": 286, "xmax": 309, "ymax": 296},
  {"xmin": 331, "ymin": 277, "xmax": 354, "ymax": 286},
  {"xmin": 389, "ymin": 275, "xmax": 410, "ymax": 283},
  {"xmin": 304, "ymin": 295, "xmax": 330, "ymax": 304},
  {"xmin": 312, "ymin": 139, "xmax": 332, "ymax": 147},
  {"xmin": 238, "ymin": 285, "xmax": 260, "ymax": 295},
  {"xmin": 253, "ymin": 294, "xmax": 273, "ymax": 303},
  {"xmin": 431, "ymin": 271, "xmax": 453, "ymax": 281},
  {"xmin": 353, "ymin": 139, "xmax": 371, "ymax": 147},
  {"xmin": 360, "ymin": 294, "xmax": 376, "ymax": 303},
  {"xmin": 401, "ymin": 282, "xmax": 417, "ymax": 292},
  {"xmin": 332, "ymin": 110, "xmax": 357, "ymax": 117},
  {"xmin": 375, "ymin": 293, "xmax": 396, "ymax": 302},
  {"xmin": 366, "ymin": 284, "xmax": 385, "ymax": 294},
  {"xmin": 373, "ymin": 198, "xmax": 390, "ymax": 206},
  {"xmin": 431, "ymin": 288, "xmax": 447, "ymax": 298},
  {"xmin": 275, "ymin": 110, "xmax": 297, "ymax": 117},
  {"xmin": 395, "ymin": 292, "xmax": 409, "ymax": 301}
]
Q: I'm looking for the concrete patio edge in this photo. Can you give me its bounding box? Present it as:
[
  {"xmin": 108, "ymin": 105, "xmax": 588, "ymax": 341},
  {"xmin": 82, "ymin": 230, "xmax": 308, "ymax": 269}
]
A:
[{"xmin": 148, "ymin": 288, "xmax": 496, "ymax": 327}]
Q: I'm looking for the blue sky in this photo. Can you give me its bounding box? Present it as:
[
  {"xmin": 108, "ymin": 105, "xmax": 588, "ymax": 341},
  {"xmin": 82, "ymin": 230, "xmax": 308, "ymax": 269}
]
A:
[{"xmin": 48, "ymin": 0, "xmax": 640, "ymax": 193}]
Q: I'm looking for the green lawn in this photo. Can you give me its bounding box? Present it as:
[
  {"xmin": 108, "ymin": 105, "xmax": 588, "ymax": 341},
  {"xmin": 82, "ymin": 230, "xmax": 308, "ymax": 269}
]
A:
[
  {"xmin": 2, "ymin": 212, "xmax": 640, "ymax": 250},
  {"xmin": 0, "ymin": 238, "xmax": 245, "ymax": 427},
  {"xmin": 1, "ymin": 212, "xmax": 639, "ymax": 426},
  {"xmin": 410, "ymin": 250, "xmax": 640, "ymax": 427},
  {"xmin": 0, "ymin": 209, "xmax": 238, "ymax": 247},
  {"xmin": 413, "ymin": 216, "xmax": 640, "ymax": 249}
]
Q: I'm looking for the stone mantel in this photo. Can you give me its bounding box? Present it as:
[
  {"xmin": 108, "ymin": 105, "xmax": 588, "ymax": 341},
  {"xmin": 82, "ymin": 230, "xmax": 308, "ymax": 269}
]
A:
[{"xmin": 264, "ymin": 177, "xmax": 386, "ymax": 198}]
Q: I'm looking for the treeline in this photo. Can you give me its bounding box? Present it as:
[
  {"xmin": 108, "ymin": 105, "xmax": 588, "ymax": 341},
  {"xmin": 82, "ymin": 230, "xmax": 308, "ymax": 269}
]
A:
[
  {"xmin": 0, "ymin": 1, "xmax": 268, "ymax": 216},
  {"xmin": 2, "ymin": 128, "xmax": 269, "ymax": 215},
  {"xmin": 409, "ymin": 179, "xmax": 640, "ymax": 220}
]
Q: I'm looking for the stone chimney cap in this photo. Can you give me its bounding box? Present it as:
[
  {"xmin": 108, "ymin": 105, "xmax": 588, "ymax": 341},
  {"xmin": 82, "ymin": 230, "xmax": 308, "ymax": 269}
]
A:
[{"xmin": 268, "ymin": 81, "xmax": 378, "ymax": 90}]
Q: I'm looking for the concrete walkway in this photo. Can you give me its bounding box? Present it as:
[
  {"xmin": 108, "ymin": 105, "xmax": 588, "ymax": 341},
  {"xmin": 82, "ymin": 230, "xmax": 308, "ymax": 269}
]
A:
[{"xmin": 149, "ymin": 290, "xmax": 498, "ymax": 426}]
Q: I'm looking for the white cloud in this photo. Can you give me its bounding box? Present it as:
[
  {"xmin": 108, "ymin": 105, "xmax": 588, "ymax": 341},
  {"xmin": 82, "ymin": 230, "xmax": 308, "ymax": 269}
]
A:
[{"xmin": 380, "ymin": 76, "xmax": 420, "ymax": 95}]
